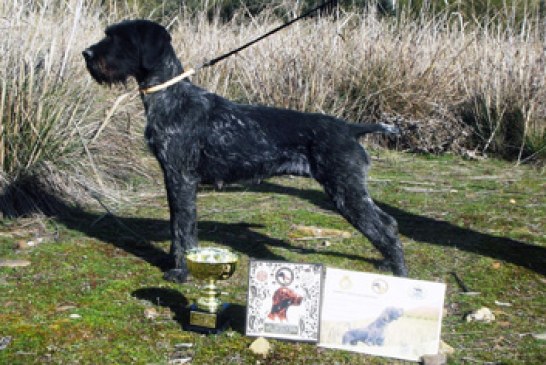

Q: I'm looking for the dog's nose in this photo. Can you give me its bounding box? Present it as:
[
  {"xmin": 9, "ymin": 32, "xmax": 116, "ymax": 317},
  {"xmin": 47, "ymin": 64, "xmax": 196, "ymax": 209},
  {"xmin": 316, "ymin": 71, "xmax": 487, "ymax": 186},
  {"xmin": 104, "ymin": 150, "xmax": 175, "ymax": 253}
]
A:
[{"xmin": 82, "ymin": 49, "xmax": 94, "ymax": 61}]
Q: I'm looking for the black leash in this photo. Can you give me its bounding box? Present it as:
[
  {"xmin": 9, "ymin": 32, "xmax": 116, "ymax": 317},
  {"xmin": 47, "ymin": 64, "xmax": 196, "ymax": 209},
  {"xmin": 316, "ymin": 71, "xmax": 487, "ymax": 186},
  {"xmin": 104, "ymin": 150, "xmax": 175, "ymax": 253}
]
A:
[
  {"xmin": 142, "ymin": 0, "xmax": 339, "ymax": 94},
  {"xmin": 198, "ymin": 0, "xmax": 339, "ymax": 69}
]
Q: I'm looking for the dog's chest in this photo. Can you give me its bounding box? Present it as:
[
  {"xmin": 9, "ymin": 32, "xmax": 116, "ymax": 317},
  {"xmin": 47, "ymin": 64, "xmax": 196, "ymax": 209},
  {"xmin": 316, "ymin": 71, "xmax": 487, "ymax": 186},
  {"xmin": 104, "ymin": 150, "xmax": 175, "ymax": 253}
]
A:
[
  {"xmin": 142, "ymin": 91, "xmax": 206, "ymax": 154},
  {"xmin": 144, "ymin": 119, "xmax": 200, "ymax": 160},
  {"xmin": 144, "ymin": 122, "xmax": 167, "ymax": 153}
]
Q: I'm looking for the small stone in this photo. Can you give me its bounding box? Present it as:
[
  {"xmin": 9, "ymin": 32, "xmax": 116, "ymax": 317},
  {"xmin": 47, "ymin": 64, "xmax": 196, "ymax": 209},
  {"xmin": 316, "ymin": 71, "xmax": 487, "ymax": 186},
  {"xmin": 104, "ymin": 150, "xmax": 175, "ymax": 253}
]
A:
[
  {"xmin": 15, "ymin": 240, "xmax": 30, "ymax": 250},
  {"xmin": 69, "ymin": 314, "xmax": 81, "ymax": 319},
  {"xmin": 421, "ymin": 354, "xmax": 447, "ymax": 365},
  {"xmin": 249, "ymin": 337, "xmax": 271, "ymax": 358},
  {"xmin": 56, "ymin": 305, "xmax": 77, "ymax": 312},
  {"xmin": 466, "ymin": 307, "xmax": 495, "ymax": 323},
  {"xmin": 289, "ymin": 225, "xmax": 352, "ymax": 239},
  {"xmin": 0, "ymin": 259, "xmax": 31, "ymax": 267},
  {"xmin": 462, "ymin": 150, "xmax": 486, "ymax": 161},
  {"xmin": 170, "ymin": 343, "xmax": 193, "ymax": 364},
  {"xmin": 144, "ymin": 307, "xmax": 159, "ymax": 320},
  {"xmin": 0, "ymin": 336, "xmax": 12, "ymax": 350},
  {"xmin": 322, "ymin": 240, "xmax": 332, "ymax": 247},
  {"xmin": 494, "ymin": 300, "xmax": 512, "ymax": 307},
  {"xmin": 15, "ymin": 237, "xmax": 45, "ymax": 250},
  {"xmin": 439, "ymin": 340, "xmax": 454, "ymax": 355},
  {"xmin": 532, "ymin": 333, "xmax": 546, "ymax": 341},
  {"xmin": 168, "ymin": 358, "xmax": 192, "ymax": 365}
]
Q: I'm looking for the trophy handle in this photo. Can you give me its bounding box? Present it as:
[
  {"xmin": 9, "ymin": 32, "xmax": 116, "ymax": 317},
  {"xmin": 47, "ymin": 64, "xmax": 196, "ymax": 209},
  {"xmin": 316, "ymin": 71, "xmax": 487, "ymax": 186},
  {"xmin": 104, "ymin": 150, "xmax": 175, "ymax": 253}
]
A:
[{"xmin": 220, "ymin": 264, "xmax": 232, "ymax": 279}]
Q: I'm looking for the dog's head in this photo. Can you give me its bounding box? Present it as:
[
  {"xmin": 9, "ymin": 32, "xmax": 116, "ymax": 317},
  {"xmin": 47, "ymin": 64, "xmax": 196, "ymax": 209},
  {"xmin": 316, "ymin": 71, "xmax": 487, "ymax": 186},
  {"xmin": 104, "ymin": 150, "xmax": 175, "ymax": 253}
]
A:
[
  {"xmin": 272, "ymin": 287, "xmax": 303, "ymax": 308},
  {"xmin": 82, "ymin": 19, "xmax": 172, "ymax": 85},
  {"xmin": 381, "ymin": 307, "xmax": 404, "ymax": 322}
]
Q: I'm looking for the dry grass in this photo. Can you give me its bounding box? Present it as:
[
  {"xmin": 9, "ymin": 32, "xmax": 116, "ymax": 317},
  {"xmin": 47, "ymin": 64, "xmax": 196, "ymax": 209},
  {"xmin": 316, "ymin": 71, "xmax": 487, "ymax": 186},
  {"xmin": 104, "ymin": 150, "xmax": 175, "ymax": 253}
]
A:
[
  {"xmin": 179, "ymin": 4, "xmax": 545, "ymax": 158},
  {"xmin": 1, "ymin": 1, "xmax": 544, "ymax": 215},
  {"xmin": 0, "ymin": 1, "xmax": 144, "ymax": 215}
]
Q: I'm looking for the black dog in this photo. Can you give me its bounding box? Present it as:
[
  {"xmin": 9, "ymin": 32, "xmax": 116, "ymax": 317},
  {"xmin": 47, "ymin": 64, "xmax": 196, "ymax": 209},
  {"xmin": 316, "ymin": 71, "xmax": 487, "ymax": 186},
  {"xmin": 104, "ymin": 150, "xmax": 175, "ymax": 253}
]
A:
[{"xmin": 83, "ymin": 20, "xmax": 408, "ymax": 282}]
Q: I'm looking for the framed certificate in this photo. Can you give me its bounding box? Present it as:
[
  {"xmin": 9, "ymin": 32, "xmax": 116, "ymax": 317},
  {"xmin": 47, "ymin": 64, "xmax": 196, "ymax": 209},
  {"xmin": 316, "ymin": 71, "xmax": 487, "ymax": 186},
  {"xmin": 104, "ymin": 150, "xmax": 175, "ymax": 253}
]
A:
[
  {"xmin": 245, "ymin": 260, "xmax": 324, "ymax": 342},
  {"xmin": 319, "ymin": 268, "xmax": 446, "ymax": 361}
]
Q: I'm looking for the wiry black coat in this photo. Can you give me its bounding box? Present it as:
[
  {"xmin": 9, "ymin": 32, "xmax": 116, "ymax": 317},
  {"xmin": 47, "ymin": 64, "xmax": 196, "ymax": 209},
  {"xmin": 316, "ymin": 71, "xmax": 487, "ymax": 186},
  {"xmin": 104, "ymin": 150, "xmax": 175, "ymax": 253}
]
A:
[{"xmin": 83, "ymin": 20, "xmax": 408, "ymax": 282}]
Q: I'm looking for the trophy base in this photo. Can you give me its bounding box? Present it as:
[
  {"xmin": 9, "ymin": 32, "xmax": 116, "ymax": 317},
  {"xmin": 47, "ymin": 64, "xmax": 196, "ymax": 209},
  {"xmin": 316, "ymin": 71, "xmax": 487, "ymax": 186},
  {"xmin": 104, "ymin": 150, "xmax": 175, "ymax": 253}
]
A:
[{"xmin": 184, "ymin": 303, "xmax": 231, "ymax": 334}]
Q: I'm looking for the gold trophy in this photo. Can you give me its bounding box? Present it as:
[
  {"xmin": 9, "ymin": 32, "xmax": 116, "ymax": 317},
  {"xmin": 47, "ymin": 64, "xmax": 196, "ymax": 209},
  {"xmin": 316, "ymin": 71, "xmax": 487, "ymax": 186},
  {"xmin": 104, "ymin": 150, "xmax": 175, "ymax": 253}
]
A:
[{"xmin": 184, "ymin": 247, "xmax": 238, "ymax": 333}]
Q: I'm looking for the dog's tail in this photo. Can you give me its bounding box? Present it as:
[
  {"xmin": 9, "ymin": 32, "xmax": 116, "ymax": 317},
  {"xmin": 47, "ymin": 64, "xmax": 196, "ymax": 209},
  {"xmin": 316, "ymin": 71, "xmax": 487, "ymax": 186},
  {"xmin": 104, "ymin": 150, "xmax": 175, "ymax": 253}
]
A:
[{"xmin": 350, "ymin": 122, "xmax": 400, "ymax": 138}]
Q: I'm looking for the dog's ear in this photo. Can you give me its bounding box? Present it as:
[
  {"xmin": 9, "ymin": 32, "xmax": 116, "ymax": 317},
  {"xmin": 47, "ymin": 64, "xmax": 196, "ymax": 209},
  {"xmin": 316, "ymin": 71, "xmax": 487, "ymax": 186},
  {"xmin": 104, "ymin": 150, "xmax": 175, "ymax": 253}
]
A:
[{"xmin": 140, "ymin": 22, "xmax": 172, "ymax": 70}]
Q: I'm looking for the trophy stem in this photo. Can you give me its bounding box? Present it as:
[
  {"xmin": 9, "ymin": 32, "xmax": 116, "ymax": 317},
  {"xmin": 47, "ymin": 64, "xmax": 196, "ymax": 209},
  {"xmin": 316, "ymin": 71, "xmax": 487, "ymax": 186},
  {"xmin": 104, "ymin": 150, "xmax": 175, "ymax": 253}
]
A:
[{"xmin": 197, "ymin": 279, "xmax": 222, "ymax": 313}]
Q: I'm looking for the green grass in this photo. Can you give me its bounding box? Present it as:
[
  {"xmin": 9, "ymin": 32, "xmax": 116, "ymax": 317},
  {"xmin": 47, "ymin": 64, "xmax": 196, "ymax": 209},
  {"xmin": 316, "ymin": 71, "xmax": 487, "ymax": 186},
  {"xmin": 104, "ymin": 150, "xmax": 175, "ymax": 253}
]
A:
[{"xmin": 1, "ymin": 152, "xmax": 545, "ymax": 364}]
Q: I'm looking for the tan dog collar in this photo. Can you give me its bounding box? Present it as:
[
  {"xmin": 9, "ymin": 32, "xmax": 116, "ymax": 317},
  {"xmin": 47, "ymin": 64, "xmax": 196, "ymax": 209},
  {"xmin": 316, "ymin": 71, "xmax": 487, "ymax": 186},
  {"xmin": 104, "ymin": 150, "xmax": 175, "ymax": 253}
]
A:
[{"xmin": 139, "ymin": 68, "xmax": 196, "ymax": 95}]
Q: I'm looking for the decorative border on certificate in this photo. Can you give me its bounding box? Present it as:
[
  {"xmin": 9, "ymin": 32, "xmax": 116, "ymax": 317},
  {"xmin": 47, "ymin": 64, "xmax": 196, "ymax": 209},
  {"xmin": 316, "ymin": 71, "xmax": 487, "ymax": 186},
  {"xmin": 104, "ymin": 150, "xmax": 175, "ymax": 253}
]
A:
[
  {"xmin": 319, "ymin": 268, "xmax": 446, "ymax": 361},
  {"xmin": 246, "ymin": 260, "xmax": 324, "ymax": 342}
]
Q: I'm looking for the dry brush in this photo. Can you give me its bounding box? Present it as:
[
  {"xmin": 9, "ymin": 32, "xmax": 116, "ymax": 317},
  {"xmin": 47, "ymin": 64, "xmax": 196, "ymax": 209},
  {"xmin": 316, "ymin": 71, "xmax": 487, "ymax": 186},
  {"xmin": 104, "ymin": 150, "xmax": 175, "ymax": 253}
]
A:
[{"xmin": 1, "ymin": 0, "xmax": 544, "ymax": 215}]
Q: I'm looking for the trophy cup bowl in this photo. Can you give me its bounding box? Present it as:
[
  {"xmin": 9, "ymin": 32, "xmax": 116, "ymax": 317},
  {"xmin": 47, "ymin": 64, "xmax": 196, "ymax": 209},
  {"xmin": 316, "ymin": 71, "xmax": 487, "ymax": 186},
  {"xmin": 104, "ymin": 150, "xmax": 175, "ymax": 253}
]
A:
[{"xmin": 185, "ymin": 247, "xmax": 238, "ymax": 333}]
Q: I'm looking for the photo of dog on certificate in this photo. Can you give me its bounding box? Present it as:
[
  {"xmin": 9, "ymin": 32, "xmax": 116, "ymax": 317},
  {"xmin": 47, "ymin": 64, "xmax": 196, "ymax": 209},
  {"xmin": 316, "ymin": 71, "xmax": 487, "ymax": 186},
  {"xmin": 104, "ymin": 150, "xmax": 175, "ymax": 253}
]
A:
[
  {"xmin": 319, "ymin": 269, "xmax": 446, "ymax": 362},
  {"xmin": 267, "ymin": 287, "xmax": 304, "ymax": 322},
  {"xmin": 246, "ymin": 261, "xmax": 324, "ymax": 342}
]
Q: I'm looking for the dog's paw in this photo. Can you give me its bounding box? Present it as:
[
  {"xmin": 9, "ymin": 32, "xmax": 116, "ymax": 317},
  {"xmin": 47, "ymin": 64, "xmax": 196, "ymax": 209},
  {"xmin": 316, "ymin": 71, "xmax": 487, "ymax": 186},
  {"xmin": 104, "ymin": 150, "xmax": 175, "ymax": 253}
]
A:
[
  {"xmin": 394, "ymin": 265, "xmax": 408, "ymax": 277},
  {"xmin": 163, "ymin": 268, "xmax": 189, "ymax": 283}
]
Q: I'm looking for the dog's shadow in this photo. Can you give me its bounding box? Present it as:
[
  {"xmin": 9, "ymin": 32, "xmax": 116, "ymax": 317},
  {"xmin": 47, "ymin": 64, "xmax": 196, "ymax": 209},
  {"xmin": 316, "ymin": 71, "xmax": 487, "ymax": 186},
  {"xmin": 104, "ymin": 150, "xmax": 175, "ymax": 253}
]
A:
[
  {"xmin": 53, "ymin": 199, "xmax": 382, "ymax": 273},
  {"xmin": 245, "ymin": 181, "xmax": 546, "ymax": 276},
  {"xmin": 7, "ymin": 181, "xmax": 544, "ymax": 278},
  {"xmin": 43, "ymin": 181, "xmax": 387, "ymax": 273}
]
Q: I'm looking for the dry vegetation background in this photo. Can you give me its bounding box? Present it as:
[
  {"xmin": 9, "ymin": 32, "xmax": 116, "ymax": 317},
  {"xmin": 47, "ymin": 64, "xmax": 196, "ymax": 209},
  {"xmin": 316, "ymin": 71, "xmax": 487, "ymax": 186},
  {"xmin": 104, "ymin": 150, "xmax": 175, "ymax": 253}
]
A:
[{"xmin": 1, "ymin": 0, "xmax": 545, "ymax": 215}]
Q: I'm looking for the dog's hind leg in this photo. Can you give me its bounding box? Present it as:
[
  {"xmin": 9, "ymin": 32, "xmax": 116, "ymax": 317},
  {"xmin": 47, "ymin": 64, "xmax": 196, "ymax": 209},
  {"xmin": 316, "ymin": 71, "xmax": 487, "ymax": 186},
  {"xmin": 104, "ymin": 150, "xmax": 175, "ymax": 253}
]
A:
[
  {"xmin": 313, "ymin": 144, "xmax": 408, "ymax": 277},
  {"xmin": 346, "ymin": 196, "xmax": 406, "ymax": 276}
]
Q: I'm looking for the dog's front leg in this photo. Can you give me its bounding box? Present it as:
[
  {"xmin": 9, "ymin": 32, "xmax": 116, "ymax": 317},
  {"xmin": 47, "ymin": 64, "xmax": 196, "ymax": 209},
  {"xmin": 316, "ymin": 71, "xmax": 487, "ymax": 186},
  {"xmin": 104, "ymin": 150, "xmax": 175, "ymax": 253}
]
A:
[{"xmin": 161, "ymin": 166, "xmax": 199, "ymax": 283}]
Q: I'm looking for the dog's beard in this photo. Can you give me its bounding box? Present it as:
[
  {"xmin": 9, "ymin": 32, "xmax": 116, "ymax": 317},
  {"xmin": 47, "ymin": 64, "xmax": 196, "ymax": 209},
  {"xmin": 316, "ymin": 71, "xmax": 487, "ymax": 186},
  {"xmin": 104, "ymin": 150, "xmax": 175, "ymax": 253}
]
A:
[{"xmin": 84, "ymin": 57, "xmax": 130, "ymax": 85}]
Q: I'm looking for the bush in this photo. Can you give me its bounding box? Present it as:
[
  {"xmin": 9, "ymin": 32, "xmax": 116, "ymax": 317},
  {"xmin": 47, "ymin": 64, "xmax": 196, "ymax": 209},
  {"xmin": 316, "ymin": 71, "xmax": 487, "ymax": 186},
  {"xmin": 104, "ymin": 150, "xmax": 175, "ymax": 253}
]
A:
[{"xmin": 0, "ymin": 1, "xmax": 141, "ymax": 216}]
